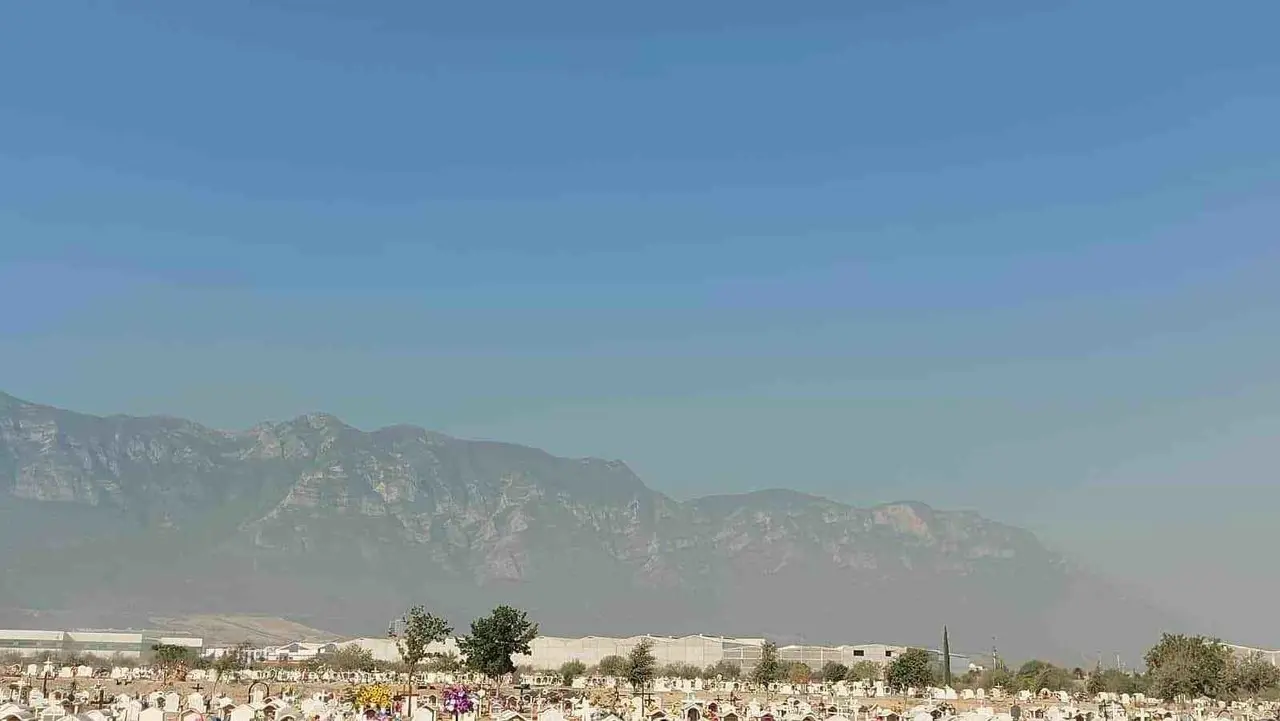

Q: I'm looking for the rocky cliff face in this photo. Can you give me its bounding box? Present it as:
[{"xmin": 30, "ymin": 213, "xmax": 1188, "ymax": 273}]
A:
[{"xmin": 0, "ymin": 391, "xmax": 1176, "ymax": 660}]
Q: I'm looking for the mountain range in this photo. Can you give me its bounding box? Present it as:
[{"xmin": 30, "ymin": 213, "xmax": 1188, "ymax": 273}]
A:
[{"xmin": 0, "ymin": 391, "xmax": 1179, "ymax": 662}]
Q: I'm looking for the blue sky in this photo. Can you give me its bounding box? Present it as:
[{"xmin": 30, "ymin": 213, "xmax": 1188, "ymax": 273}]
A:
[{"xmin": 3, "ymin": 2, "xmax": 1280, "ymax": 647}]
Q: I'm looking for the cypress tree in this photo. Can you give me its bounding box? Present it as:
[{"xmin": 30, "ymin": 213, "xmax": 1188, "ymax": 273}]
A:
[{"xmin": 942, "ymin": 626, "xmax": 952, "ymax": 688}]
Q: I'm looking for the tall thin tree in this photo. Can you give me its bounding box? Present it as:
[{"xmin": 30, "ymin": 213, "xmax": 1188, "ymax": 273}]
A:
[{"xmin": 942, "ymin": 626, "xmax": 952, "ymax": 688}]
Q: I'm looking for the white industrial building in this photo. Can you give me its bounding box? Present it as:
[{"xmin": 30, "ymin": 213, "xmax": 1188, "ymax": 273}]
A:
[
  {"xmin": 517, "ymin": 635, "xmax": 761, "ymax": 670},
  {"xmin": 505, "ymin": 635, "xmax": 907, "ymax": 672},
  {"xmin": 0, "ymin": 629, "xmax": 203, "ymax": 660}
]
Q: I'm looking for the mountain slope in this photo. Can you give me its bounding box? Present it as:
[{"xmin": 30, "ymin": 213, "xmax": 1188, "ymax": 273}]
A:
[{"xmin": 0, "ymin": 391, "xmax": 1177, "ymax": 661}]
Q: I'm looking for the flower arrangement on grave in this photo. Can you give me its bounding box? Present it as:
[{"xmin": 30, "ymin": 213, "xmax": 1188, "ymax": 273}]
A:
[
  {"xmin": 442, "ymin": 686, "xmax": 475, "ymax": 717},
  {"xmin": 588, "ymin": 687, "xmax": 620, "ymax": 713},
  {"xmin": 352, "ymin": 684, "xmax": 394, "ymax": 710}
]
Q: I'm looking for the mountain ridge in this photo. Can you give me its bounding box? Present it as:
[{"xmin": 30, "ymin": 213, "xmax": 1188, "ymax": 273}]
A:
[{"xmin": 0, "ymin": 390, "xmax": 1179, "ymax": 662}]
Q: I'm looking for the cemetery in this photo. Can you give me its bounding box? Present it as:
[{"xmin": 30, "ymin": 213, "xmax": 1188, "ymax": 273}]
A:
[{"xmin": 1, "ymin": 659, "xmax": 1276, "ymax": 721}]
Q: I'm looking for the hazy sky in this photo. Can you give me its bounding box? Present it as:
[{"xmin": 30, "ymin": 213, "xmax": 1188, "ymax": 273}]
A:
[{"xmin": 3, "ymin": 2, "xmax": 1279, "ymax": 648}]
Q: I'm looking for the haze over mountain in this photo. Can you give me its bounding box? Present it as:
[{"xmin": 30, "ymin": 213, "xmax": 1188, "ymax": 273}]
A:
[{"xmin": 1, "ymin": 391, "xmax": 1178, "ymax": 662}]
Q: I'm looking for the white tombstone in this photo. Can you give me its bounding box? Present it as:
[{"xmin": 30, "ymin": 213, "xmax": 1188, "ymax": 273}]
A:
[
  {"xmin": 165, "ymin": 695, "xmax": 181, "ymax": 714},
  {"xmin": 140, "ymin": 707, "xmax": 165, "ymax": 721},
  {"xmin": 412, "ymin": 707, "xmax": 437, "ymax": 721},
  {"xmin": 229, "ymin": 705, "xmax": 255, "ymax": 721},
  {"xmin": 187, "ymin": 695, "xmax": 206, "ymax": 714}
]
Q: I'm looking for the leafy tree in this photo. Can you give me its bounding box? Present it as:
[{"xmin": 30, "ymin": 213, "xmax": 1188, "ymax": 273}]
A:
[
  {"xmin": 213, "ymin": 641, "xmax": 253, "ymax": 673},
  {"xmin": 847, "ymin": 661, "xmax": 882, "ymax": 683},
  {"xmin": 561, "ymin": 660, "xmax": 588, "ymax": 685},
  {"xmin": 750, "ymin": 641, "xmax": 783, "ymax": 688},
  {"xmin": 425, "ymin": 651, "xmax": 462, "ymax": 673},
  {"xmin": 659, "ymin": 663, "xmax": 702, "ymax": 680},
  {"xmin": 885, "ymin": 648, "xmax": 936, "ymax": 693},
  {"xmin": 395, "ymin": 606, "xmax": 454, "ymax": 679},
  {"xmin": 1097, "ymin": 668, "xmax": 1147, "ymax": 695},
  {"xmin": 458, "ymin": 605, "xmax": 539, "ymax": 682},
  {"xmin": 625, "ymin": 639, "xmax": 657, "ymax": 695},
  {"xmin": 1086, "ymin": 663, "xmax": 1108, "ymax": 696},
  {"xmin": 1016, "ymin": 660, "xmax": 1073, "ymax": 692},
  {"xmin": 1227, "ymin": 653, "xmax": 1280, "ymax": 697},
  {"xmin": 327, "ymin": 645, "xmax": 377, "ymax": 672},
  {"xmin": 821, "ymin": 662, "xmax": 849, "ymax": 683},
  {"xmin": 787, "ymin": 661, "xmax": 812, "ymax": 684},
  {"xmin": 707, "ymin": 659, "xmax": 741, "ymax": 680},
  {"xmin": 597, "ymin": 655, "xmax": 629, "ymax": 678},
  {"xmin": 983, "ymin": 664, "xmax": 1015, "ymax": 692},
  {"xmin": 1144, "ymin": 633, "xmax": 1231, "ymax": 700},
  {"xmin": 152, "ymin": 644, "xmax": 197, "ymax": 671}
]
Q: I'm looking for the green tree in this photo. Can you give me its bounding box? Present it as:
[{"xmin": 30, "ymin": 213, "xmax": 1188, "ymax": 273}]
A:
[
  {"xmin": 327, "ymin": 645, "xmax": 377, "ymax": 672},
  {"xmin": 1086, "ymin": 662, "xmax": 1107, "ymax": 696},
  {"xmin": 425, "ymin": 651, "xmax": 462, "ymax": 673},
  {"xmin": 751, "ymin": 642, "xmax": 783, "ymax": 687},
  {"xmin": 152, "ymin": 644, "xmax": 197, "ymax": 670},
  {"xmin": 1097, "ymin": 668, "xmax": 1147, "ymax": 695},
  {"xmin": 213, "ymin": 641, "xmax": 253, "ymax": 674},
  {"xmin": 396, "ymin": 606, "xmax": 454, "ymax": 678},
  {"xmin": 983, "ymin": 664, "xmax": 1015, "ymax": 692},
  {"xmin": 886, "ymin": 648, "xmax": 936, "ymax": 693},
  {"xmin": 560, "ymin": 660, "xmax": 588, "ymax": 686},
  {"xmin": 1017, "ymin": 660, "xmax": 1073, "ymax": 692},
  {"xmin": 821, "ymin": 662, "xmax": 849, "ymax": 683},
  {"xmin": 458, "ymin": 605, "xmax": 539, "ymax": 682},
  {"xmin": 663, "ymin": 663, "xmax": 702, "ymax": 680},
  {"xmin": 1227, "ymin": 653, "xmax": 1280, "ymax": 697},
  {"xmin": 1144, "ymin": 633, "xmax": 1231, "ymax": 700},
  {"xmin": 787, "ymin": 661, "xmax": 812, "ymax": 685},
  {"xmin": 707, "ymin": 659, "xmax": 741, "ymax": 680},
  {"xmin": 626, "ymin": 639, "xmax": 657, "ymax": 697},
  {"xmin": 597, "ymin": 655, "xmax": 628, "ymax": 678},
  {"xmin": 941, "ymin": 627, "xmax": 952, "ymax": 689},
  {"xmin": 847, "ymin": 661, "xmax": 882, "ymax": 683}
]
